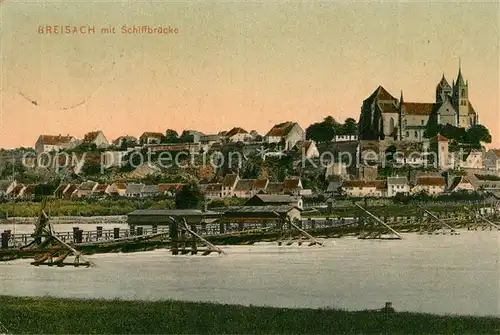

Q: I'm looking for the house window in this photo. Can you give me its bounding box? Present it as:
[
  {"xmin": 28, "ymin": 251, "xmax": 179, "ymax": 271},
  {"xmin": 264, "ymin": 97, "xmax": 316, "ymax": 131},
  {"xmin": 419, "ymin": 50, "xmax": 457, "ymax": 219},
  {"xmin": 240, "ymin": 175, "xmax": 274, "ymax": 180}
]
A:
[
  {"xmin": 461, "ymin": 89, "xmax": 465, "ymax": 97},
  {"xmin": 414, "ymin": 131, "xmax": 418, "ymax": 138},
  {"xmin": 421, "ymin": 120, "xmax": 424, "ymax": 125}
]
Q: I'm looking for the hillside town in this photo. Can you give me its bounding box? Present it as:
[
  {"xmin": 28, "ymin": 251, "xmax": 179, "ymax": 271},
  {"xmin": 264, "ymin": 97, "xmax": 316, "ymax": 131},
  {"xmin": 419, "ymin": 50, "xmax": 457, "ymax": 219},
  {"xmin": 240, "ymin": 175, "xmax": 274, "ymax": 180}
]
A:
[{"xmin": 0, "ymin": 67, "xmax": 498, "ymax": 204}]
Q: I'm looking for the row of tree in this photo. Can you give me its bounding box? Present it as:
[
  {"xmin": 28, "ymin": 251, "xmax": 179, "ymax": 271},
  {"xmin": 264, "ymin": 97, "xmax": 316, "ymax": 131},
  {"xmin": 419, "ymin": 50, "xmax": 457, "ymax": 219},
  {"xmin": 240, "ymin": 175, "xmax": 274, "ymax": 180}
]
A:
[
  {"xmin": 425, "ymin": 123, "xmax": 491, "ymax": 150},
  {"xmin": 305, "ymin": 116, "xmax": 357, "ymax": 143}
]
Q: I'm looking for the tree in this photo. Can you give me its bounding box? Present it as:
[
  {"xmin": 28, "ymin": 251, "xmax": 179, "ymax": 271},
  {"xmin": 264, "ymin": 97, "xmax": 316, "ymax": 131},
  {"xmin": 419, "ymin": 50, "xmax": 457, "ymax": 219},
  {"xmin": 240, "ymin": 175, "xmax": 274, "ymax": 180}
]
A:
[
  {"xmin": 175, "ymin": 182, "xmax": 204, "ymax": 209},
  {"xmin": 342, "ymin": 118, "xmax": 357, "ymax": 135},
  {"xmin": 385, "ymin": 145, "xmax": 397, "ymax": 163},
  {"xmin": 179, "ymin": 131, "xmax": 195, "ymax": 143},
  {"xmin": 165, "ymin": 129, "xmax": 179, "ymax": 143},
  {"xmin": 424, "ymin": 115, "xmax": 440, "ymax": 138},
  {"xmin": 306, "ymin": 119, "xmax": 336, "ymax": 143},
  {"xmin": 465, "ymin": 124, "xmax": 492, "ymax": 145}
]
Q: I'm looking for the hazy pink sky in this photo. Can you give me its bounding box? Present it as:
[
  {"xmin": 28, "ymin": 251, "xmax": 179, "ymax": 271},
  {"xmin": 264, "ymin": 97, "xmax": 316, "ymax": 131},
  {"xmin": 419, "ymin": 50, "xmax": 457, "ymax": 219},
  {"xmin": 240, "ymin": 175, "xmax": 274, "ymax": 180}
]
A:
[{"xmin": 0, "ymin": 1, "xmax": 498, "ymax": 149}]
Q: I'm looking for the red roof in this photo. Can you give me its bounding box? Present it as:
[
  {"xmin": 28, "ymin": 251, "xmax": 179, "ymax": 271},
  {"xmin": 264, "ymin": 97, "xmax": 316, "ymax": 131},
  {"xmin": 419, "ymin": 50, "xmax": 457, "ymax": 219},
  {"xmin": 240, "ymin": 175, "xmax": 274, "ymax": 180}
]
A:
[
  {"xmin": 93, "ymin": 184, "xmax": 108, "ymax": 192},
  {"xmin": 416, "ymin": 177, "xmax": 446, "ymax": 186},
  {"xmin": 253, "ymin": 179, "xmax": 268, "ymax": 189},
  {"xmin": 225, "ymin": 127, "xmax": 248, "ymax": 138},
  {"xmin": 38, "ymin": 135, "xmax": 73, "ymax": 145},
  {"xmin": 158, "ymin": 183, "xmax": 184, "ymax": 192},
  {"xmin": 23, "ymin": 184, "xmax": 36, "ymax": 195},
  {"xmin": 434, "ymin": 135, "xmax": 448, "ymax": 142},
  {"xmin": 343, "ymin": 180, "xmax": 386, "ymax": 189},
  {"xmin": 10, "ymin": 184, "xmax": 25, "ymax": 196},
  {"xmin": 379, "ymin": 102, "xmax": 399, "ymax": 114},
  {"xmin": 402, "ymin": 102, "xmax": 434, "ymax": 115},
  {"xmin": 114, "ymin": 182, "xmax": 127, "ymax": 190},
  {"xmin": 265, "ymin": 121, "xmax": 297, "ymax": 137},
  {"xmin": 282, "ymin": 178, "xmax": 301, "ymax": 189},
  {"xmin": 141, "ymin": 132, "xmax": 163, "ymax": 138}
]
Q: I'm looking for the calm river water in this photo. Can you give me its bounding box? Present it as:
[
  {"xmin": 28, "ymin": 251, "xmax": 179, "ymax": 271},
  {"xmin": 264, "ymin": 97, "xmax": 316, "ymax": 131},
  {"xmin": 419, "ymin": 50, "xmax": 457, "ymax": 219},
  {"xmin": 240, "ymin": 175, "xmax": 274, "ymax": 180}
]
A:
[{"xmin": 0, "ymin": 229, "xmax": 498, "ymax": 316}]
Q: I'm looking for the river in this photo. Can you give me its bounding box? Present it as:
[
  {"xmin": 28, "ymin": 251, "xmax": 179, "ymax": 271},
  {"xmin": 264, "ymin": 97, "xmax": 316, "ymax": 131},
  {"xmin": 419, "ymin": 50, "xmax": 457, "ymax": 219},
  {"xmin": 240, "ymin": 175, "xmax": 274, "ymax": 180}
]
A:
[{"xmin": 0, "ymin": 230, "xmax": 498, "ymax": 317}]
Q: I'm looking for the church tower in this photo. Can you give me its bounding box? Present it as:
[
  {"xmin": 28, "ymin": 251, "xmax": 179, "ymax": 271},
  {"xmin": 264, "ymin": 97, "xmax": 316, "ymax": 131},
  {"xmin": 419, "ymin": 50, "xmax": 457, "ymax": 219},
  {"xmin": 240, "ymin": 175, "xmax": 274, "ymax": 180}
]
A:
[
  {"xmin": 452, "ymin": 61, "xmax": 469, "ymax": 127},
  {"xmin": 436, "ymin": 74, "xmax": 452, "ymax": 103}
]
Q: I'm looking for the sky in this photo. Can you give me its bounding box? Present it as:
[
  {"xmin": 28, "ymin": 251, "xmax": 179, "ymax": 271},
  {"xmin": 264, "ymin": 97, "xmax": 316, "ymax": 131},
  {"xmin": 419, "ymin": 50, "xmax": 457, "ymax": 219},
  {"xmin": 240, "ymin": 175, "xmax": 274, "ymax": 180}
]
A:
[{"xmin": 0, "ymin": 0, "xmax": 499, "ymax": 149}]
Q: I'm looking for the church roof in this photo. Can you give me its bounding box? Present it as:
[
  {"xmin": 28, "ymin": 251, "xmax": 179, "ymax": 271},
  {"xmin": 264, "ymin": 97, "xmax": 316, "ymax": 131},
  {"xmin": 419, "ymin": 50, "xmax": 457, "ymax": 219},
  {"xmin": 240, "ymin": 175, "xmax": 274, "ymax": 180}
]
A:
[
  {"xmin": 379, "ymin": 102, "xmax": 399, "ymax": 114},
  {"xmin": 402, "ymin": 102, "xmax": 435, "ymax": 115},
  {"xmin": 364, "ymin": 86, "xmax": 398, "ymax": 103}
]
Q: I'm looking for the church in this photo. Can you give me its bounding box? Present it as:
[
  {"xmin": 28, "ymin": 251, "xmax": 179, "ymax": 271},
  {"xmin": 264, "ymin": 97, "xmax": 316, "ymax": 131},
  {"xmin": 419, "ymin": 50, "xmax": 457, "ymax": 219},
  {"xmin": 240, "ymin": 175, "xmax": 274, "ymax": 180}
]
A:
[{"xmin": 358, "ymin": 65, "xmax": 478, "ymax": 142}]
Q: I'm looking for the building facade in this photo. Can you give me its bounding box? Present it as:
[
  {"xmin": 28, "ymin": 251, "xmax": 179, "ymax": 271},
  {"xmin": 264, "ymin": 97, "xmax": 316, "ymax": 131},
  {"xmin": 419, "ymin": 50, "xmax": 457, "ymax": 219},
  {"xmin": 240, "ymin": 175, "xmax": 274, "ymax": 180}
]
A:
[{"xmin": 358, "ymin": 66, "xmax": 478, "ymax": 142}]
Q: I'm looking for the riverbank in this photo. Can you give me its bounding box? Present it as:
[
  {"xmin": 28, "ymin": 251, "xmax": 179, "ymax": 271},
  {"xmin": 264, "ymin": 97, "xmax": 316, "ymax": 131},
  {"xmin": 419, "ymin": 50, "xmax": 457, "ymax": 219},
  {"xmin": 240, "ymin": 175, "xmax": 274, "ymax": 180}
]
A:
[{"xmin": 0, "ymin": 296, "xmax": 498, "ymax": 334}]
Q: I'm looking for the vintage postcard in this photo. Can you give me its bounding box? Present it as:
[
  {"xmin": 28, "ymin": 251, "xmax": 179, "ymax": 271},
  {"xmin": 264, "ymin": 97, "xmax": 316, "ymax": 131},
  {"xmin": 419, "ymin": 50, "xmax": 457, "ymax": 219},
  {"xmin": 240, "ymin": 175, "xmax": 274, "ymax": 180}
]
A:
[{"xmin": 0, "ymin": 1, "xmax": 499, "ymax": 334}]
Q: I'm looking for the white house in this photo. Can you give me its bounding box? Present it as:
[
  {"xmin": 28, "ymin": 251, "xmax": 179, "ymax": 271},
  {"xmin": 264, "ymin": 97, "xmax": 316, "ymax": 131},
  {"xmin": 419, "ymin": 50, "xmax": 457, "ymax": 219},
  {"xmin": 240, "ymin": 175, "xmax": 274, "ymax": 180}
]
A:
[
  {"xmin": 448, "ymin": 176, "xmax": 475, "ymax": 192},
  {"xmin": 35, "ymin": 134, "xmax": 78, "ymax": 154},
  {"xmin": 232, "ymin": 179, "xmax": 269, "ymax": 198},
  {"xmin": 458, "ymin": 149, "xmax": 484, "ymax": 169},
  {"xmin": 411, "ymin": 176, "xmax": 446, "ymax": 195},
  {"xmin": 386, "ymin": 176, "xmax": 410, "ymax": 197},
  {"xmin": 341, "ymin": 180, "xmax": 387, "ymax": 198},
  {"xmin": 264, "ymin": 121, "xmax": 305, "ymax": 150},
  {"xmin": 107, "ymin": 182, "xmax": 127, "ymax": 197},
  {"xmin": 484, "ymin": 149, "xmax": 500, "ymax": 171},
  {"xmin": 73, "ymin": 181, "xmax": 98, "ymax": 198},
  {"xmin": 125, "ymin": 183, "xmax": 145, "ymax": 197},
  {"xmin": 83, "ymin": 131, "xmax": 109, "ymax": 148},
  {"xmin": 225, "ymin": 127, "xmax": 251, "ymax": 142}
]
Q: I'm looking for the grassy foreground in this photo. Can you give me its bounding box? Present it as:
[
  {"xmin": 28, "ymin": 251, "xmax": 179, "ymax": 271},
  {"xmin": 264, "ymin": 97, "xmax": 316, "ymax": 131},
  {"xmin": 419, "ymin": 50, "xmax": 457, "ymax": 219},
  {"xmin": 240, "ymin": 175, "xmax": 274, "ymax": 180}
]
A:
[{"xmin": 0, "ymin": 296, "xmax": 498, "ymax": 334}]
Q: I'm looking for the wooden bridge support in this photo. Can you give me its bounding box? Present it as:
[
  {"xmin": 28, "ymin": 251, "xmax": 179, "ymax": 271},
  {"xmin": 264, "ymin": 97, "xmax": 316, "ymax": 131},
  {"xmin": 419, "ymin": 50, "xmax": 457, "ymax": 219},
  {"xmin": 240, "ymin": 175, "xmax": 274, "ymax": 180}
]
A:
[
  {"xmin": 113, "ymin": 228, "xmax": 120, "ymax": 239},
  {"xmin": 72, "ymin": 227, "xmax": 79, "ymax": 243},
  {"xmin": 1, "ymin": 232, "xmax": 9, "ymax": 249},
  {"xmin": 170, "ymin": 220, "xmax": 179, "ymax": 255},
  {"xmin": 190, "ymin": 224, "xmax": 197, "ymax": 255},
  {"xmin": 96, "ymin": 226, "xmax": 103, "ymax": 239}
]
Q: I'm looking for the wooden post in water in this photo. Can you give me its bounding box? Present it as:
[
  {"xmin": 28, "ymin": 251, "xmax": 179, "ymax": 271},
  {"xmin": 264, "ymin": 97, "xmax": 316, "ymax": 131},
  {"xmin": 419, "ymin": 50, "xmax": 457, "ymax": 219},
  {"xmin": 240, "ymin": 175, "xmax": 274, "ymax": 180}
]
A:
[
  {"xmin": 179, "ymin": 227, "xmax": 186, "ymax": 254},
  {"xmin": 113, "ymin": 227, "xmax": 120, "ymax": 239},
  {"xmin": 169, "ymin": 220, "xmax": 179, "ymax": 255},
  {"xmin": 219, "ymin": 222, "xmax": 225, "ymax": 234},
  {"xmin": 72, "ymin": 227, "xmax": 79, "ymax": 243},
  {"xmin": 96, "ymin": 226, "xmax": 103, "ymax": 239},
  {"xmin": 1, "ymin": 232, "xmax": 9, "ymax": 249},
  {"xmin": 75, "ymin": 229, "xmax": 83, "ymax": 244},
  {"xmin": 190, "ymin": 224, "xmax": 198, "ymax": 255}
]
